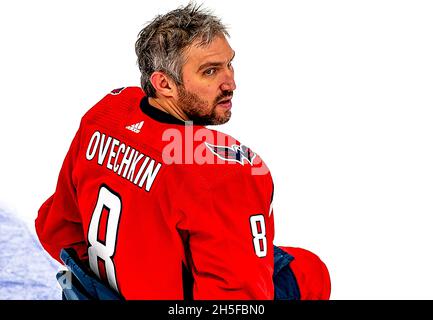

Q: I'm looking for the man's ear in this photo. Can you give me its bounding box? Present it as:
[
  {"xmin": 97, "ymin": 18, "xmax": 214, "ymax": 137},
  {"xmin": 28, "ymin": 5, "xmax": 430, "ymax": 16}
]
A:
[{"xmin": 149, "ymin": 71, "xmax": 178, "ymax": 98}]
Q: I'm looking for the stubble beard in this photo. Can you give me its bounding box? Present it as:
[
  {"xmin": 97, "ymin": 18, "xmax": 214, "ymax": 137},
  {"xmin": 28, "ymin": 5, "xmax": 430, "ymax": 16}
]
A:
[{"xmin": 177, "ymin": 85, "xmax": 232, "ymax": 126}]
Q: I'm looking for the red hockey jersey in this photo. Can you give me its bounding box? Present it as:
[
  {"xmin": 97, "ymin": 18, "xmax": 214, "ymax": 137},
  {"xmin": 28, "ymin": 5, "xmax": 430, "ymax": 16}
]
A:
[{"xmin": 35, "ymin": 87, "xmax": 275, "ymax": 299}]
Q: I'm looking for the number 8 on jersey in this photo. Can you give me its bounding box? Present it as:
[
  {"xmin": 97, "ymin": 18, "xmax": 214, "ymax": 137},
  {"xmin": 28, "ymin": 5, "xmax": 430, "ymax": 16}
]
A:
[{"xmin": 88, "ymin": 185, "xmax": 121, "ymax": 293}]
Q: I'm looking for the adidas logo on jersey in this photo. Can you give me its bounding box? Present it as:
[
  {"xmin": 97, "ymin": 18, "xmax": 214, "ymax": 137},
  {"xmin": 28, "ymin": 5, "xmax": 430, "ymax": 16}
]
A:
[{"xmin": 126, "ymin": 121, "xmax": 144, "ymax": 133}]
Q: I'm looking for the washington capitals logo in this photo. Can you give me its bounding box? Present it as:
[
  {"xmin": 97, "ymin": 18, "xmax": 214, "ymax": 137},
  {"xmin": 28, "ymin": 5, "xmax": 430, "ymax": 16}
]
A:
[
  {"xmin": 110, "ymin": 87, "xmax": 125, "ymax": 95},
  {"xmin": 205, "ymin": 142, "xmax": 256, "ymax": 166}
]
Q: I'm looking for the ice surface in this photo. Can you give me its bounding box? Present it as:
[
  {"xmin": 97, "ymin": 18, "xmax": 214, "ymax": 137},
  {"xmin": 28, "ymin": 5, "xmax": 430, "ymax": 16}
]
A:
[{"xmin": 0, "ymin": 209, "xmax": 62, "ymax": 300}]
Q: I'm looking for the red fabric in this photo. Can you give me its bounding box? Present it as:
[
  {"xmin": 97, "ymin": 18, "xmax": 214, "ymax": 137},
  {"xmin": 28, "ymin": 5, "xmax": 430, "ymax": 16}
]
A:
[
  {"xmin": 278, "ymin": 246, "xmax": 331, "ymax": 300},
  {"xmin": 35, "ymin": 87, "xmax": 275, "ymax": 300}
]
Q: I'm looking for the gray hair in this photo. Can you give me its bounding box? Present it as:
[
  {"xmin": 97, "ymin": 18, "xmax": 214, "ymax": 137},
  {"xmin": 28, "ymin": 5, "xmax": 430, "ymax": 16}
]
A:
[{"xmin": 135, "ymin": 2, "xmax": 229, "ymax": 97}]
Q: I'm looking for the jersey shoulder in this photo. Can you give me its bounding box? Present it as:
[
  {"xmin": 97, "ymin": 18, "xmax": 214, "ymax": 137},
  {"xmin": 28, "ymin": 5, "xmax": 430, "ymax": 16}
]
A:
[
  {"xmin": 174, "ymin": 126, "xmax": 271, "ymax": 182},
  {"xmin": 81, "ymin": 86, "xmax": 145, "ymax": 125},
  {"xmin": 202, "ymin": 127, "xmax": 261, "ymax": 166}
]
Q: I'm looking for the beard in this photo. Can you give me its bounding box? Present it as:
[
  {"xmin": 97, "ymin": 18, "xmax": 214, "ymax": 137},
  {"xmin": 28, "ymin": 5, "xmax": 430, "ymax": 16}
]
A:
[{"xmin": 177, "ymin": 85, "xmax": 233, "ymax": 126}]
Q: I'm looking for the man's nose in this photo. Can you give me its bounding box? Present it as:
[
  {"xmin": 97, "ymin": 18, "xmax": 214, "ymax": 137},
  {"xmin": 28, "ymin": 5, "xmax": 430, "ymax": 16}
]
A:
[{"xmin": 220, "ymin": 70, "xmax": 236, "ymax": 92}]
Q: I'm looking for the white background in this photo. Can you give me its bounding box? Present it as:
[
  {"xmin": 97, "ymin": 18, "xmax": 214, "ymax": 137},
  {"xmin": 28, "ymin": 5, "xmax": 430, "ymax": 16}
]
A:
[{"xmin": 1, "ymin": 0, "xmax": 432, "ymax": 299}]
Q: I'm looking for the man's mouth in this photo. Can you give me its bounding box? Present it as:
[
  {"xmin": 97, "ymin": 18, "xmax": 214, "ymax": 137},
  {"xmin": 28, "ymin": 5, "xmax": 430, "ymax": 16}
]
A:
[{"xmin": 216, "ymin": 98, "xmax": 232, "ymax": 109}]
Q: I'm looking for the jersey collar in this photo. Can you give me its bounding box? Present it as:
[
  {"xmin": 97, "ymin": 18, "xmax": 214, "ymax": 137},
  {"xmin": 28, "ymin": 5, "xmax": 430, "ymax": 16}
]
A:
[{"xmin": 140, "ymin": 97, "xmax": 187, "ymax": 125}]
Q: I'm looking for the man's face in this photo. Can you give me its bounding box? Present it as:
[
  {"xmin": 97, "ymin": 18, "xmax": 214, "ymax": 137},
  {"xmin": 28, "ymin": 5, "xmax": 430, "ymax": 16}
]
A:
[{"xmin": 177, "ymin": 35, "xmax": 236, "ymax": 125}]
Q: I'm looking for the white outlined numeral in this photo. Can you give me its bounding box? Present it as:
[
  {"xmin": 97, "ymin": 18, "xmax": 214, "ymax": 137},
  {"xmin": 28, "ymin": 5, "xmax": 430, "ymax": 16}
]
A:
[
  {"xmin": 250, "ymin": 214, "xmax": 267, "ymax": 258},
  {"xmin": 88, "ymin": 185, "xmax": 121, "ymax": 293}
]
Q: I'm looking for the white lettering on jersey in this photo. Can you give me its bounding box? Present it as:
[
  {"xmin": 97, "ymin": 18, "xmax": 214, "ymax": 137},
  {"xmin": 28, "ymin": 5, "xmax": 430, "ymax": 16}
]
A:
[
  {"xmin": 85, "ymin": 130, "xmax": 162, "ymax": 192},
  {"xmin": 97, "ymin": 134, "xmax": 112, "ymax": 165},
  {"xmin": 138, "ymin": 160, "xmax": 162, "ymax": 191},
  {"xmin": 250, "ymin": 214, "xmax": 267, "ymax": 258},
  {"xmin": 86, "ymin": 131, "xmax": 101, "ymax": 160},
  {"xmin": 106, "ymin": 138, "xmax": 120, "ymax": 170},
  {"xmin": 88, "ymin": 185, "xmax": 121, "ymax": 293}
]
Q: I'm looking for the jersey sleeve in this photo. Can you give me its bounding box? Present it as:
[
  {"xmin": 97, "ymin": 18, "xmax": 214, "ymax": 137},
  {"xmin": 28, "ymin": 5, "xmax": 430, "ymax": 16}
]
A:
[
  {"xmin": 35, "ymin": 123, "xmax": 88, "ymax": 264},
  {"xmin": 174, "ymin": 165, "xmax": 275, "ymax": 300}
]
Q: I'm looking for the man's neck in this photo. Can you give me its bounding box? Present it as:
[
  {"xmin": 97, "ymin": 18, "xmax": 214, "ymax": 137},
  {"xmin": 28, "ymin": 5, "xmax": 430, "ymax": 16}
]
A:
[{"xmin": 148, "ymin": 97, "xmax": 189, "ymax": 123}]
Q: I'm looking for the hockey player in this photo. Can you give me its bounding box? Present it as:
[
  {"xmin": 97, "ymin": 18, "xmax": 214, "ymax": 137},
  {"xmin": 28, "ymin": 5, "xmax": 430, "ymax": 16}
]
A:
[{"xmin": 35, "ymin": 3, "xmax": 330, "ymax": 300}]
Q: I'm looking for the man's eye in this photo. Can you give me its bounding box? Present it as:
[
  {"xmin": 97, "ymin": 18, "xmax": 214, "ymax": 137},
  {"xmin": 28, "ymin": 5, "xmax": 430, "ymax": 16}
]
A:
[{"xmin": 204, "ymin": 68, "xmax": 216, "ymax": 76}]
